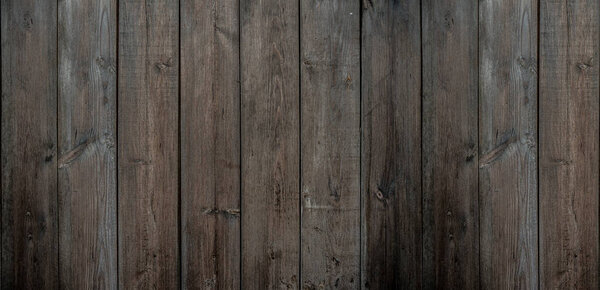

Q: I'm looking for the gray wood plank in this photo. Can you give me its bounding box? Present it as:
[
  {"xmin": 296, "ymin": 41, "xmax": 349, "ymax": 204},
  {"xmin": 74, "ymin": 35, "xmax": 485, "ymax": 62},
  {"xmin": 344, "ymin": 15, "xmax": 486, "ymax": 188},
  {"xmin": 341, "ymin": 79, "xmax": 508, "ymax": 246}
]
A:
[
  {"xmin": 118, "ymin": 0, "xmax": 179, "ymax": 288},
  {"xmin": 478, "ymin": 0, "xmax": 538, "ymax": 288},
  {"xmin": 58, "ymin": 0, "xmax": 118, "ymax": 288},
  {"xmin": 181, "ymin": 0, "xmax": 240, "ymax": 288},
  {"xmin": 539, "ymin": 0, "xmax": 599, "ymax": 288},
  {"xmin": 300, "ymin": 0, "xmax": 360, "ymax": 288},
  {"xmin": 240, "ymin": 0, "xmax": 300, "ymax": 287},
  {"xmin": 422, "ymin": 0, "xmax": 479, "ymax": 288},
  {"xmin": 1, "ymin": 0, "xmax": 58, "ymax": 288},
  {"xmin": 361, "ymin": 0, "xmax": 422, "ymax": 288}
]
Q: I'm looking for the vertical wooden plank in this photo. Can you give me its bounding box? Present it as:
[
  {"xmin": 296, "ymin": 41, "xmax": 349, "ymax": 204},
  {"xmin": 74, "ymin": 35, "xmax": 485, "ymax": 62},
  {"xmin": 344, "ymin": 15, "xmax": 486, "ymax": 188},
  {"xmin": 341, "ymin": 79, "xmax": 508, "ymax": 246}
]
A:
[
  {"xmin": 57, "ymin": 0, "xmax": 117, "ymax": 288},
  {"xmin": 422, "ymin": 0, "xmax": 479, "ymax": 288},
  {"xmin": 539, "ymin": 0, "xmax": 599, "ymax": 288},
  {"xmin": 118, "ymin": 0, "xmax": 179, "ymax": 288},
  {"xmin": 300, "ymin": 0, "xmax": 360, "ymax": 288},
  {"xmin": 478, "ymin": 0, "xmax": 538, "ymax": 289},
  {"xmin": 240, "ymin": 0, "xmax": 300, "ymax": 287},
  {"xmin": 361, "ymin": 0, "xmax": 421, "ymax": 288},
  {"xmin": 1, "ymin": 0, "xmax": 58, "ymax": 288},
  {"xmin": 180, "ymin": 0, "xmax": 240, "ymax": 288}
]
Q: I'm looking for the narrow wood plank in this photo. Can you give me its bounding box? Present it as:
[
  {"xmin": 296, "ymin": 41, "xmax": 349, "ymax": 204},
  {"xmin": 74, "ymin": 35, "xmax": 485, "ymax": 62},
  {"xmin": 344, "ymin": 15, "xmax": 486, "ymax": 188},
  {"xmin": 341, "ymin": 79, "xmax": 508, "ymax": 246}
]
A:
[
  {"xmin": 181, "ymin": 0, "xmax": 240, "ymax": 288},
  {"xmin": 300, "ymin": 0, "xmax": 360, "ymax": 288},
  {"xmin": 1, "ymin": 0, "xmax": 58, "ymax": 288},
  {"xmin": 539, "ymin": 0, "xmax": 599, "ymax": 288},
  {"xmin": 240, "ymin": 0, "xmax": 300, "ymax": 287},
  {"xmin": 361, "ymin": 0, "xmax": 421, "ymax": 288},
  {"xmin": 118, "ymin": 0, "xmax": 179, "ymax": 288},
  {"xmin": 478, "ymin": 0, "xmax": 538, "ymax": 288},
  {"xmin": 422, "ymin": 0, "xmax": 479, "ymax": 288},
  {"xmin": 57, "ymin": 0, "xmax": 118, "ymax": 288}
]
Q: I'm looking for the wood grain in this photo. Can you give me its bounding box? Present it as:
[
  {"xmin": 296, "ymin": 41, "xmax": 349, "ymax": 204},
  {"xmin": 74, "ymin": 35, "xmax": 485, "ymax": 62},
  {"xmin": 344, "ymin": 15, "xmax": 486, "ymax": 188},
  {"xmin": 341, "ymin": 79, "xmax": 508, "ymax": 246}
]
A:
[
  {"xmin": 1, "ymin": 0, "xmax": 58, "ymax": 288},
  {"xmin": 478, "ymin": 0, "xmax": 538, "ymax": 289},
  {"xmin": 361, "ymin": 0, "xmax": 421, "ymax": 288},
  {"xmin": 539, "ymin": 0, "xmax": 599, "ymax": 289},
  {"xmin": 58, "ymin": 0, "xmax": 118, "ymax": 288},
  {"xmin": 300, "ymin": 0, "xmax": 360, "ymax": 288},
  {"xmin": 240, "ymin": 0, "xmax": 300, "ymax": 287},
  {"xmin": 422, "ymin": 0, "xmax": 479, "ymax": 288},
  {"xmin": 118, "ymin": 0, "xmax": 179, "ymax": 288},
  {"xmin": 181, "ymin": 0, "xmax": 240, "ymax": 288}
]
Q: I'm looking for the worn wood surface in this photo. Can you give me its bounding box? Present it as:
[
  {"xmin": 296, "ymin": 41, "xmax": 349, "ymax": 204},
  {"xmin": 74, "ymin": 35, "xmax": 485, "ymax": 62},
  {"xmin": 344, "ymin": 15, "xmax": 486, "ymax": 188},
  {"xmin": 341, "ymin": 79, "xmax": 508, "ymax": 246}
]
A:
[
  {"xmin": 1, "ymin": 0, "xmax": 58, "ymax": 288},
  {"xmin": 361, "ymin": 0, "xmax": 421, "ymax": 289},
  {"xmin": 118, "ymin": 0, "xmax": 179, "ymax": 289},
  {"xmin": 180, "ymin": 0, "xmax": 240, "ymax": 288},
  {"xmin": 478, "ymin": 0, "xmax": 538, "ymax": 289},
  {"xmin": 300, "ymin": 0, "xmax": 360, "ymax": 289},
  {"xmin": 539, "ymin": 0, "xmax": 600, "ymax": 289},
  {"xmin": 58, "ymin": 0, "xmax": 118, "ymax": 288}
]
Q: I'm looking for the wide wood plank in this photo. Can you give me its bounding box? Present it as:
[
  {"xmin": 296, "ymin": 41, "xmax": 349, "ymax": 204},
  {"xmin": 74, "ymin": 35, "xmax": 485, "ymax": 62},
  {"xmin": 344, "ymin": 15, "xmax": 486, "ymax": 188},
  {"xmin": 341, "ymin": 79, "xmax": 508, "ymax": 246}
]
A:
[
  {"xmin": 539, "ymin": 0, "xmax": 599, "ymax": 288},
  {"xmin": 300, "ymin": 0, "xmax": 360, "ymax": 288},
  {"xmin": 240, "ymin": 0, "xmax": 300, "ymax": 287},
  {"xmin": 1, "ymin": 0, "xmax": 58, "ymax": 288},
  {"xmin": 478, "ymin": 0, "xmax": 538, "ymax": 288},
  {"xmin": 422, "ymin": 0, "xmax": 479, "ymax": 288},
  {"xmin": 58, "ymin": 0, "xmax": 118, "ymax": 288},
  {"xmin": 118, "ymin": 0, "xmax": 179, "ymax": 288},
  {"xmin": 181, "ymin": 0, "xmax": 240, "ymax": 288},
  {"xmin": 361, "ymin": 0, "xmax": 421, "ymax": 288}
]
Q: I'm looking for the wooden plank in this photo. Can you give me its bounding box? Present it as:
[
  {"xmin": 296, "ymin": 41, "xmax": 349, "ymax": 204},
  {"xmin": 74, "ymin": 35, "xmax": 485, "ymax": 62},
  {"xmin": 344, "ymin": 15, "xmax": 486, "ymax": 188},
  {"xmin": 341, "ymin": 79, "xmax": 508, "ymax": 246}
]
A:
[
  {"xmin": 240, "ymin": 0, "xmax": 300, "ymax": 287},
  {"xmin": 57, "ymin": 0, "xmax": 118, "ymax": 288},
  {"xmin": 1, "ymin": 0, "xmax": 58, "ymax": 288},
  {"xmin": 300, "ymin": 0, "xmax": 360, "ymax": 288},
  {"xmin": 539, "ymin": 0, "xmax": 599, "ymax": 288},
  {"xmin": 422, "ymin": 0, "xmax": 479, "ymax": 288},
  {"xmin": 361, "ymin": 0, "xmax": 421, "ymax": 288},
  {"xmin": 180, "ymin": 0, "xmax": 240, "ymax": 288},
  {"xmin": 478, "ymin": 0, "xmax": 538, "ymax": 288},
  {"xmin": 118, "ymin": 0, "xmax": 179, "ymax": 288}
]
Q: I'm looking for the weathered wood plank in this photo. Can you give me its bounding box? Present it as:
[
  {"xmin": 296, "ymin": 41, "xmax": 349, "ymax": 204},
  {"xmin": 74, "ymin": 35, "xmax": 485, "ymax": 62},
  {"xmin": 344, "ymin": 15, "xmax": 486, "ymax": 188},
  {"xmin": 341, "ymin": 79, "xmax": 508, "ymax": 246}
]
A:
[
  {"xmin": 361, "ymin": 0, "xmax": 421, "ymax": 288},
  {"xmin": 422, "ymin": 0, "xmax": 479, "ymax": 288},
  {"xmin": 181, "ymin": 0, "xmax": 240, "ymax": 288},
  {"xmin": 57, "ymin": 0, "xmax": 118, "ymax": 288},
  {"xmin": 478, "ymin": 0, "xmax": 538, "ymax": 288},
  {"xmin": 300, "ymin": 0, "xmax": 360, "ymax": 288},
  {"xmin": 1, "ymin": 0, "xmax": 58, "ymax": 288},
  {"xmin": 240, "ymin": 0, "xmax": 300, "ymax": 287},
  {"xmin": 539, "ymin": 0, "xmax": 599, "ymax": 288},
  {"xmin": 118, "ymin": 0, "xmax": 179, "ymax": 288}
]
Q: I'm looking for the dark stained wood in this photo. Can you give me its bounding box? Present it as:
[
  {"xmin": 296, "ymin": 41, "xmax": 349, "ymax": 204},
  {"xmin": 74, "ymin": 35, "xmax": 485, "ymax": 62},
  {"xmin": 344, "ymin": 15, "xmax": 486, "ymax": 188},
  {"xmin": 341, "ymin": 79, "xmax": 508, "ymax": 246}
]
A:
[
  {"xmin": 539, "ymin": 0, "xmax": 599, "ymax": 288},
  {"xmin": 180, "ymin": 0, "xmax": 240, "ymax": 288},
  {"xmin": 300, "ymin": 0, "xmax": 360, "ymax": 288},
  {"xmin": 118, "ymin": 0, "xmax": 179, "ymax": 288},
  {"xmin": 478, "ymin": 0, "xmax": 538, "ymax": 288},
  {"xmin": 1, "ymin": 0, "xmax": 58, "ymax": 288},
  {"xmin": 422, "ymin": 0, "xmax": 479, "ymax": 288},
  {"xmin": 57, "ymin": 0, "xmax": 118, "ymax": 288},
  {"xmin": 361, "ymin": 0, "xmax": 421, "ymax": 288},
  {"xmin": 240, "ymin": 0, "xmax": 300, "ymax": 287}
]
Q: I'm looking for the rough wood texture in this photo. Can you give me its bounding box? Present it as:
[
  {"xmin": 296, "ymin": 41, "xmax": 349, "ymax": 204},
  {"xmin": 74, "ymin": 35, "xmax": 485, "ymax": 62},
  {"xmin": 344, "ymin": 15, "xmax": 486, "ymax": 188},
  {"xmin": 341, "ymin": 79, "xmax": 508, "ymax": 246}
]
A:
[
  {"xmin": 478, "ymin": 0, "xmax": 538, "ymax": 289},
  {"xmin": 1, "ymin": 0, "xmax": 58, "ymax": 288},
  {"xmin": 539, "ymin": 0, "xmax": 599, "ymax": 289},
  {"xmin": 181, "ymin": 0, "xmax": 240, "ymax": 288},
  {"xmin": 240, "ymin": 0, "xmax": 300, "ymax": 288},
  {"xmin": 58, "ymin": 0, "xmax": 118, "ymax": 288},
  {"xmin": 300, "ymin": 0, "xmax": 360, "ymax": 288},
  {"xmin": 361, "ymin": 0, "xmax": 421, "ymax": 288},
  {"xmin": 422, "ymin": 0, "xmax": 479, "ymax": 288},
  {"xmin": 118, "ymin": 0, "xmax": 179, "ymax": 288}
]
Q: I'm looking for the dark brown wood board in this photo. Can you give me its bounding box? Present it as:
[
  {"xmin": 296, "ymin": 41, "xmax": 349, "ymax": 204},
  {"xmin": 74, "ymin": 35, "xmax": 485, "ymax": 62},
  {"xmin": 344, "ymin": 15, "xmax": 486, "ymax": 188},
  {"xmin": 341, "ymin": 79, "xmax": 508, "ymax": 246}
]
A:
[
  {"xmin": 300, "ymin": 0, "xmax": 360, "ymax": 289},
  {"xmin": 539, "ymin": 0, "xmax": 600, "ymax": 289}
]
